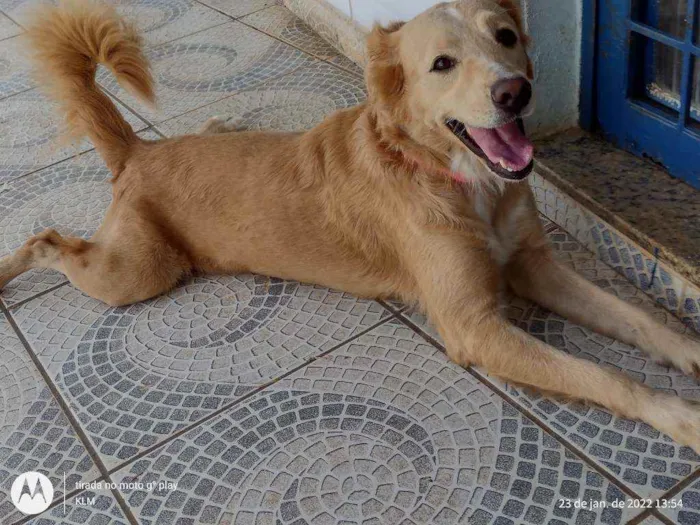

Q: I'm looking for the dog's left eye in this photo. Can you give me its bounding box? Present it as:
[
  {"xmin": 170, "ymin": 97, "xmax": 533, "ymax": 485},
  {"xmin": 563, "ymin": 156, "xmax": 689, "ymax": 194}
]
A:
[{"xmin": 431, "ymin": 55, "xmax": 456, "ymax": 72}]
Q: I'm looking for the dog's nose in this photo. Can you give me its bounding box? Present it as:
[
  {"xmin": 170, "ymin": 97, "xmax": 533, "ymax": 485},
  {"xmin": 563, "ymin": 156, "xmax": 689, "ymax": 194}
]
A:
[{"xmin": 491, "ymin": 77, "xmax": 532, "ymax": 115}]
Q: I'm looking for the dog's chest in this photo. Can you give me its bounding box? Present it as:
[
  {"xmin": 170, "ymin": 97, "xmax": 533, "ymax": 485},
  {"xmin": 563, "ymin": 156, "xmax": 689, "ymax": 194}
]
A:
[{"xmin": 467, "ymin": 188, "xmax": 526, "ymax": 267}]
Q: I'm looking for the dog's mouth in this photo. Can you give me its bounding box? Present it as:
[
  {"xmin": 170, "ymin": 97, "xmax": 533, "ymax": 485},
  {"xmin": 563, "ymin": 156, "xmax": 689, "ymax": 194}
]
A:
[{"xmin": 446, "ymin": 118, "xmax": 534, "ymax": 180}]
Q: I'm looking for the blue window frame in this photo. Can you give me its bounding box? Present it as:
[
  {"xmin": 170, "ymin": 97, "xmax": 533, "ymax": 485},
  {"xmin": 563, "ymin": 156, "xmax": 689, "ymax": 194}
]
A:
[{"xmin": 585, "ymin": 0, "xmax": 700, "ymax": 188}]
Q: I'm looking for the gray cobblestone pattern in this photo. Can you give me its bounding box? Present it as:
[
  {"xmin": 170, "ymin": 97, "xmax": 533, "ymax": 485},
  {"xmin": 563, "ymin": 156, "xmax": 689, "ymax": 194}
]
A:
[
  {"xmin": 0, "ymin": 1, "xmax": 697, "ymax": 524},
  {"xmin": 0, "ymin": 89, "xmax": 147, "ymax": 183},
  {"xmin": 241, "ymin": 5, "xmax": 363, "ymax": 74},
  {"xmin": 110, "ymin": 324, "xmax": 639, "ymax": 525},
  {"xmin": 0, "ymin": 316, "xmax": 99, "ymax": 524}
]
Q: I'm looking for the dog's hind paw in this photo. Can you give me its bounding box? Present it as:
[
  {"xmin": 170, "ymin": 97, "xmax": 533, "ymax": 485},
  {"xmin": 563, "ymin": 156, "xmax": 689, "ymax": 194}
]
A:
[{"xmin": 198, "ymin": 116, "xmax": 240, "ymax": 135}]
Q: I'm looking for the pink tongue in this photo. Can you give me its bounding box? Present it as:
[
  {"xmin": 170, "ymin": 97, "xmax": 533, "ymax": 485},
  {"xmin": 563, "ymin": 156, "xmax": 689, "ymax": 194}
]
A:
[{"xmin": 467, "ymin": 121, "xmax": 534, "ymax": 171}]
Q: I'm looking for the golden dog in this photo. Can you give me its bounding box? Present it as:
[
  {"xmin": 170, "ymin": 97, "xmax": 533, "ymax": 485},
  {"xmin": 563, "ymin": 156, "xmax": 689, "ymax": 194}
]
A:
[{"xmin": 2, "ymin": 0, "xmax": 700, "ymax": 450}]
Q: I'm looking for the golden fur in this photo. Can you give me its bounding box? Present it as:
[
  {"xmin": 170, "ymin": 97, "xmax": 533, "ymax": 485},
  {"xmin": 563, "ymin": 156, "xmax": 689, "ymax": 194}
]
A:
[{"xmin": 3, "ymin": 0, "xmax": 700, "ymax": 450}]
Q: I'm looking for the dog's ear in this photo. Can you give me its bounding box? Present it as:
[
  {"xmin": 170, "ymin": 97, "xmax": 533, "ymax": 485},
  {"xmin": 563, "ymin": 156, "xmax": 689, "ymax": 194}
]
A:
[
  {"xmin": 365, "ymin": 21, "xmax": 405, "ymax": 110},
  {"xmin": 496, "ymin": 0, "xmax": 534, "ymax": 79},
  {"xmin": 496, "ymin": 0, "xmax": 528, "ymax": 43}
]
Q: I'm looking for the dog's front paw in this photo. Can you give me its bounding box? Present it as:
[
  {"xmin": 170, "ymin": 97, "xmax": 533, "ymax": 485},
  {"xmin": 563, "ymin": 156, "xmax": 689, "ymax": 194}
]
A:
[
  {"xmin": 662, "ymin": 397, "xmax": 700, "ymax": 454},
  {"xmin": 667, "ymin": 333, "xmax": 700, "ymax": 379},
  {"xmin": 650, "ymin": 327, "xmax": 700, "ymax": 380}
]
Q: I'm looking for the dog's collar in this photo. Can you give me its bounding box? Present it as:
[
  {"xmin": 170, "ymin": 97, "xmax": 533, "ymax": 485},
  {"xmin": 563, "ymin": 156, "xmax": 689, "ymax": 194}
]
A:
[
  {"xmin": 377, "ymin": 140, "xmax": 466, "ymax": 183},
  {"xmin": 403, "ymin": 150, "xmax": 466, "ymax": 183}
]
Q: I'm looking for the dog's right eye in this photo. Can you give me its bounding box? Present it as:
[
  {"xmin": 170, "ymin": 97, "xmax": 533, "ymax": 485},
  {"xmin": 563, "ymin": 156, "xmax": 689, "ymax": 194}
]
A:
[
  {"xmin": 431, "ymin": 55, "xmax": 456, "ymax": 72},
  {"xmin": 496, "ymin": 28, "xmax": 518, "ymax": 47}
]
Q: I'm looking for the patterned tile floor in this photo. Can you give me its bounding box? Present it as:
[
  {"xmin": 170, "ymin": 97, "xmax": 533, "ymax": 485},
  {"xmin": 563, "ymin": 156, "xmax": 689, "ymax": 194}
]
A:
[{"xmin": 0, "ymin": 1, "xmax": 698, "ymax": 524}]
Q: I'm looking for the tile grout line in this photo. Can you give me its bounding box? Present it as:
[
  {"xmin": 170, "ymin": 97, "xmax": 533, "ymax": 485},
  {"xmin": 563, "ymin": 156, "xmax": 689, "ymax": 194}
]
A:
[
  {"xmin": 625, "ymin": 466, "xmax": 700, "ymax": 524},
  {"xmin": 0, "ymin": 125, "xmax": 159, "ymax": 195},
  {"xmin": 0, "ymin": 32, "xmax": 22, "ymax": 43},
  {"xmin": 627, "ymin": 508, "xmax": 677, "ymax": 525},
  {"xmin": 100, "ymin": 18, "xmax": 325, "ymax": 130},
  {"xmin": 7, "ymin": 281, "xmax": 70, "ymax": 311},
  {"xmin": 101, "ymin": 305, "xmax": 400, "ymax": 476},
  {"xmin": 376, "ymin": 297, "xmax": 407, "ymax": 315},
  {"xmin": 97, "ymin": 83, "xmax": 158, "ymax": 129},
  {"xmin": 655, "ymin": 465, "xmax": 700, "ymax": 500},
  {"xmin": 393, "ymin": 310, "xmax": 654, "ymax": 503},
  {"xmin": 234, "ymin": 11, "xmax": 365, "ymax": 77},
  {"xmin": 0, "ymin": 302, "xmax": 141, "ymax": 525},
  {"xmin": 0, "ymin": 8, "xmax": 23, "ymax": 29},
  {"xmin": 195, "ymin": 0, "xmax": 285, "ymax": 22},
  {"xmin": 142, "ymin": 52, "xmax": 340, "ymax": 136},
  {"xmin": 0, "ymin": 85, "xmax": 34, "ymax": 103},
  {"xmin": 0, "ymin": 145, "xmax": 99, "ymax": 188},
  {"xmin": 138, "ymin": 18, "xmax": 233, "ymax": 50}
]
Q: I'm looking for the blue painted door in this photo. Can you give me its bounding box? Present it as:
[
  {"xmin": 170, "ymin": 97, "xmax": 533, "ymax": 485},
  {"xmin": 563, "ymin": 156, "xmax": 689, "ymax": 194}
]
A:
[{"xmin": 596, "ymin": 0, "xmax": 700, "ymax": 188}]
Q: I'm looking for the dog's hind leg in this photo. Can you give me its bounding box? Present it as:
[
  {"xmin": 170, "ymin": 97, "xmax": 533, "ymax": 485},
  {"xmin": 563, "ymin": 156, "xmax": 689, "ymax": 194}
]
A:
[{"xmin": 0, "ymin": 219, "xmax": 189, "ymax": 307}]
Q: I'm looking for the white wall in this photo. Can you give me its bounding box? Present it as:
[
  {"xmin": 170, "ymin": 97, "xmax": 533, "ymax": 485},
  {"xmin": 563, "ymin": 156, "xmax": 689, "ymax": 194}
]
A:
[
  {"xmin": 333, "ymin": 0, "xmax": 582, "ymax": 135},
  {"xmin": 521, "ymin": 0, "xmax": 581, "ymax": 135}
]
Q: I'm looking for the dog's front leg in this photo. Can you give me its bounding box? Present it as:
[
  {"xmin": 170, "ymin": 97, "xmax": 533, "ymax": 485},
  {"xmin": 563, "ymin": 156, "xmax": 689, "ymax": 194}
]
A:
[
  {"xmin": 407, "ymin": 230, "xmax": 700, "ymax": 452},
  {"xmin": 506, "ymin": 244, "xmax": 700, "ymax": 377}
]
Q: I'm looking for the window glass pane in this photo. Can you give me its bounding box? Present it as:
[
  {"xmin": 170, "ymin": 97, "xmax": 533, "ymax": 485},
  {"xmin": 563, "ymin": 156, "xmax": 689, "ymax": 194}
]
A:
[
  {"xmin": 632, "ymin": 0, "xmax": 688, "ymax": 39},
  {"xmin": 649, "ymin": 41, "xmax": 684, "ymax": 107},
  {"xmin": 629, "ymin": 33, "xmax": 683, "ymax": 117}
]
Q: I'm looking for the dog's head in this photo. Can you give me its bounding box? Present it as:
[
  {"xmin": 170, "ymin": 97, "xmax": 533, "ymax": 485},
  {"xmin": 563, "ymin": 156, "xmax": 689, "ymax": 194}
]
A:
[{"xmin": 366, "ymin": 0, "xmax": 535, "ymax": 181}]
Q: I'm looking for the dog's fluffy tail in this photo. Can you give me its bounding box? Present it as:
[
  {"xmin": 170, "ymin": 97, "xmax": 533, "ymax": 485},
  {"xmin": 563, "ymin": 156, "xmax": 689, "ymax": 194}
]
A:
[{"xmin": 25, "ymin": 0, "xmax": 155, "ymax": 175}]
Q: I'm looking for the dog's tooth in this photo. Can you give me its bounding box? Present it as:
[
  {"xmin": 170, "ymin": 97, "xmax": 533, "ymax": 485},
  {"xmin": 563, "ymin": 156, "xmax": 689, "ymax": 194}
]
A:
[{"xmin": 498, "ymin": 160, "xmax": 515, "ymax": 172}]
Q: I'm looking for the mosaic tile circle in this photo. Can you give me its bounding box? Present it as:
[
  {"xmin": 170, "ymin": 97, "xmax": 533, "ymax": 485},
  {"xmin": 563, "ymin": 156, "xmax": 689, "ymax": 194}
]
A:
[
  {"xmin": 115, "ymin": 0, "xmax": 193, "ymax": 34},
  {"xmin": 157, "ymin": 61, "xmax": 366, "ymax": 136},
  {"xmin": 0, "ymin": 88, "xmax": 146, "ymax": 182},
  {"xmin": 14, "ymin": 278, "xmax": 387, "ymax": 467},
  {"xmin": 150, "ymin": 35, "xmax": 302, "ymax": 93},
  {"xmin": 83, "ymin": 275, "xmax": 369, "ymax": 382},
  {"xmin": 112, "ymin": 323, "xmax": 636, "ymax": 524},
  {"xmin": 97, "ymin": 21, "xmax": 313, "ymax": 122},
  {"xmin": 230, "ymin": 63, "xmax": 366, "ymax": 132}
]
